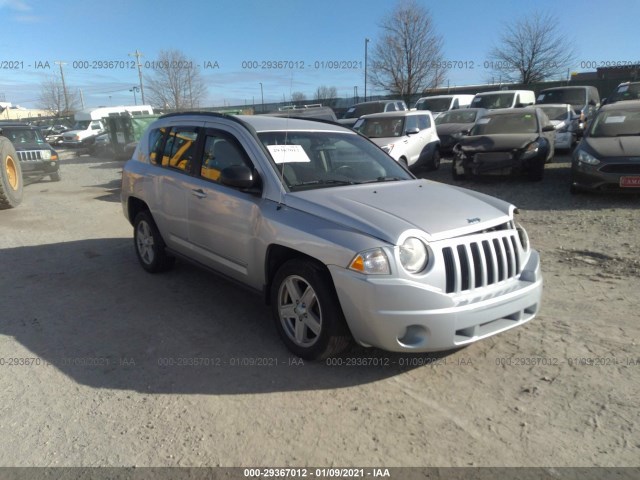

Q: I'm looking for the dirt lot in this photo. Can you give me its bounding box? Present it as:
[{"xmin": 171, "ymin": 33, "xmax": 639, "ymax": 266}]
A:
[{"xmin": 0, "ymin": 149, "xmax": 638, "ymax": 469}]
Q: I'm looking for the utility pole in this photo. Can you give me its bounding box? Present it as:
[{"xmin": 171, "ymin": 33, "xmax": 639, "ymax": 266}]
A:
[
  {"xmin": 79, "ymin": 89, "xmax": 85, "ymax": 109},
  {"xmin": 54, "ymin": 61, "xmax": 69, "ymax": 114},
  {"xmin": 364, "ymin": 38, "xmax": 370, "ymax": 102},
  {"xmin": 129, "ymin": 50, "xmax": 146, "ymax": 104}
]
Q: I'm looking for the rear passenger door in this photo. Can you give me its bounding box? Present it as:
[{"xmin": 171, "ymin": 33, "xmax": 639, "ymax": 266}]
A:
[
  {"xmin": 150, "ymin": 124, "xmax": 204, "ymax": 254},
  {"xmin": 186, "ymin": 126, "xmax": 263, "ymax": 283}
]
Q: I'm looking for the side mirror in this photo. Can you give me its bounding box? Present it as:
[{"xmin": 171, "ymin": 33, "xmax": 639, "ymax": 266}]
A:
[
  {"xmin": 542, "ymin": 125, "xmax": 556, "ymax": 132},
  {"xmin": 406, "ymin": 127, "xmax": 420, "ymax": 135},
  {"xmin": 220, "ymin": 165, "xmax": 260, "ymax": 191}
]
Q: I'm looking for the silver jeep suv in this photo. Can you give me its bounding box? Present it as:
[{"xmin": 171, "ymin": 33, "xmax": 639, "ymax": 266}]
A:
[{"xmin": 121, "ymin": 112, "xmax": 542, "ymax": 360}]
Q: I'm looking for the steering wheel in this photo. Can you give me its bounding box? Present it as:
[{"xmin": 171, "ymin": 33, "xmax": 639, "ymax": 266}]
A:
[{"xmin": 332, "ymin": 165, "xmax": 355, "ymax": 176}]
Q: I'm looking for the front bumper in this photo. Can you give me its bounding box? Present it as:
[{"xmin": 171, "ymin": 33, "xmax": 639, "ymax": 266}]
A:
[
  {"xmin": 572, "ymin": 159, "xmax": 640, "ymax": 192},
  {"xmin": 329, "ymin": 250, "xmax": 542, "ymax": 352},
  {"xmin": 454, "ymin": 150, "xmax": 544, "ymax": 176},
  {"xmin": 554, "ymin": 132, "xmax": 573, "ymax": 150}
]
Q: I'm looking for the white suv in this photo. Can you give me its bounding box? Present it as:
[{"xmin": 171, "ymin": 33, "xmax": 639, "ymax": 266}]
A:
[{"xmin": 354, "ymin": 110, "xmax": 440, "ymax": 171}]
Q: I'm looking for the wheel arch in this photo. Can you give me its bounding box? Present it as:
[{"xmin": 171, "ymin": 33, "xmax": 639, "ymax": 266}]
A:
[
  {"xmin": 264, "ymin": 244, "xmax": 331, "ymax": 305},
  {"xmin": 127, "ymin": 196, "xmax": 151, "ymax": 226}
]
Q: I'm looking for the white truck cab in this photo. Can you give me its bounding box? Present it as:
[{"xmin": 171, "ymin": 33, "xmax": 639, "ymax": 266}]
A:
[{"xmin": 61, "ymin": 105, "xmax": 153, "ymax": 147}]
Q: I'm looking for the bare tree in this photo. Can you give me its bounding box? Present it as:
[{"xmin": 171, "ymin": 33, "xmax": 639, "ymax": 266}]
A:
[
  {"xmin": 314, "ymin": 85, "xmax": 338, "ymax": 103},
  {"xmin": 38, "ymin": 76, "xmax": 79, "ymax": 115},
  {"xmin": 290, "ymin": 91, "xmax": 307, "ymax": 103},
  {"xmin": 146, "ymin": 49, "xmax": 207, "ymax": 109},
  {"xmin": 488, "ymin": 12, "xmax": 575, "ymax": 84},
  {"xmin": 368, "ymin": 0, "xmax": 447, "ymax": 102}
]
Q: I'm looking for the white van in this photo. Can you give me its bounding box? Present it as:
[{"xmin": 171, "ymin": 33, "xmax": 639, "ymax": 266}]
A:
[
  {"xmin": 470, "ymin": 90, "xmax": 536, "ymax": 110},
  {"xmin": 414, "ymin": 94, "xmax": 474, "ymax": 117},
  {"xmin": 61, "ymin": 105, "xmax": 153, "ymax": 147}
]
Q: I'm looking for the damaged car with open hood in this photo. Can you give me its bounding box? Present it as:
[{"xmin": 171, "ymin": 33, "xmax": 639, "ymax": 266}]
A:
[{"xmin": 452, "ymin": 107, "xmax": 556, "ymax": 181}]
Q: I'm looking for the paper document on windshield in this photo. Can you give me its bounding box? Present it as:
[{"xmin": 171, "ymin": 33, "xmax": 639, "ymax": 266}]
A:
[{"xmin": 267, "ymin": 145, "xmax": 311, "ymax": 163}]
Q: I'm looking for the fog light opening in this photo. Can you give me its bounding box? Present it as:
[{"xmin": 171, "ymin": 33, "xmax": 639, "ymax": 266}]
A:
[{"xmin": 398, "ymin": 325, "xmax": 429, "ymax": 348}]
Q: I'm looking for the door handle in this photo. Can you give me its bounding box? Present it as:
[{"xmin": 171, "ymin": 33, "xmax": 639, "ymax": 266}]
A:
[{"xmin": 191, "ymin": 188, "xmax": 207, "ymax": 199}]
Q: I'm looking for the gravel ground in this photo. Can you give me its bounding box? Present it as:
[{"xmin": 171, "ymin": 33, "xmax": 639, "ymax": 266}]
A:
[{"xmin": 0, "ymin": 149, "xmax": 638, "ymax": 469}]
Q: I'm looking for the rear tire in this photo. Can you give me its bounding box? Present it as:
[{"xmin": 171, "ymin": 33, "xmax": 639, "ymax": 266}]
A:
[
  {"xmin": 133, "ymin": 211, "xmax": 175, "ymax": 273},
  {"xmin": 271, "ymin": 259, "xmax": 352, "ymax": 360},
  {"xmin": 0, "ymin": 137, "xmax": 23, "ymax": 209}
]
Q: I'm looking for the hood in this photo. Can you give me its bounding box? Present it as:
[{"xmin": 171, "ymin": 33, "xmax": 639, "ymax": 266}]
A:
[
  {"xmin": 459, "ymin": 133, "xmax": 539, "ymax": 153},
  {"xmin": 584, "ymin": 136, "xmax": 640, "ymax": 158},
  {"xmin": 436, "ymin": 123, "xmax": 473, "ymax": 135},
  {"xmin": 283, "ymin": 179, "xmax": 513, "ymax": 244},
  {"xmin": 369, "ymin": 136, "xmax": 405, "ymax": 147}
]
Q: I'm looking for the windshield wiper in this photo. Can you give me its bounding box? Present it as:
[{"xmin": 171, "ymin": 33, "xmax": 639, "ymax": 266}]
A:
[
  {"xmin": 292, "ymin": 179, "xmax": 361, "ymax": 187},
  {"xmin": 361, "ymin": 176, "xmax": 404, "ymax": 184}
]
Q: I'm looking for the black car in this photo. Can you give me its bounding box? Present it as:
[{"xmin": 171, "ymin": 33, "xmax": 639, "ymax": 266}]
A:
[
  {"xmin": 0, "ymin": 122, "xmax": 61, "ymax": 181},
  {"xmin": 571, "ymin": 100, "xmax": 640, "ymax": 193},
  {"xmin": 452, "ymin": 107, "xmax": 556, "ymax": 181},
  {"xmin": 435, "ymin": 108, "xmax": 487, "ymax": 155}
]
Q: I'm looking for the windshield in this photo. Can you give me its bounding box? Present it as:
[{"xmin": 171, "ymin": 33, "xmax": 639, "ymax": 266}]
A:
[
  {"xmin": 353, "ymin": 117, "xmax": 405, "ymax": 138},
  {"xmin": 471, "ymin": 93, "xmax": 515, "ymax": 109},
  {"xmin": 436, "ymin": 110, "xmax": 479, "ymax": 125},
  {"xmin": 471, "ymin": 112, "xmax": 538, "ymax": 135},
  {"xmin": 257, "ymin": 130, "xmax": 413, "ymax": 191},
  {"xmin": 415, "ymin": 97, "xmax": 451, "ymax": 112},
  {"xmin": 608, "ymin": 83, "xmax": 640, "ymax": 103},
  {"xmin": 587, "ymin": 109, "xmax": 640, "ymax": 138},
  {"xmin": 1, "ymin": 127, "xmax": 46, "ymax": 145},
  {"xmin": 72, "ymin": 120, "xmax": 91, "ymax": 130},
  {"xmin": 539, "ymin": 106, "xmax": 569, "ymax": 122},
  {"xmin": 537, "ymin": 89, "xmax": 586, "ymax": 110}
]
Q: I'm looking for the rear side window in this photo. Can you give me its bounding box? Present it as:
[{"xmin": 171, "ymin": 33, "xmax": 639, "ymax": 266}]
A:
[{"xmin": 161, "ymin": 127, "xmax": 199, "ymax": 172}]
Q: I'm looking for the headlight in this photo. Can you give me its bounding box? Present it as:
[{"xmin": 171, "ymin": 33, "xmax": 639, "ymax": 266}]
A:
[
  {"xmin": 381, "ymin": 144, "xmax": 394, "ymax": 154},
  {"xmin": 516, "ymin": 223, "xmax": 530, "ymax": 252},
  {"xmin": 348, "ymin": 248, "xmax": 390, "ymax": 275},
  {"xmin": 42, "ymin": 150, "xmax": 51, "ymax": 160},
  {"xmin": 399, "ymin": 237, "xmax": 428, "ymax": 274},
  {"xmin": 576, "ymin": 149, "xmax": 600, "ymax": 166},
  {"xmin": 521, "ymin": 141, "xmax": 540, "ymax": 159}
]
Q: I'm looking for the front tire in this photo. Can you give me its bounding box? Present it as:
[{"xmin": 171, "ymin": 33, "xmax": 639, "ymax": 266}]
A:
[
  {"xmin": 0, "ymin": 137, "xmax": 23, "ymax": 209},
  {"xmin": 50, "ymin": 170, "xmax": 61, "ymax": 182},
  {"xmin": 426, "ymin": 149, "xmax": 441, "ymax": 171},
  {"xmin": 133, "ymin": 211, "xmax": 175, "ymax": 273},
  {"xmin": 271, "ymin": 259, "xmax": 352, "ymax": 360}
]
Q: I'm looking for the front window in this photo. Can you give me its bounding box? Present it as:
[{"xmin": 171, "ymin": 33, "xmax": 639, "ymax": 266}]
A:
[
  {"xmin": 471, "ymin": 93, "xmax": 515, "ymax": 109},
  {"xmin": 539, "ymin": 106, "xmax": 569, "ymax": 122},
  {"xmin": 354, "ymin": 117, "xmax": 405, "ymax": 138},
  {"xmin": 257, "ymin": 131, "xmax": 412, "ymax": 191},
  {"xmin": 72, "ymin": 120, "xmax": 91, "ymax": 130},
  {"xmin": 415, "ymin": 97, "xmax": 451, "ymax": 112},
  {"xmin": 436, "ymin": 110, "xmax": 479, "ymax": 125},
  {"xmin": 537, "ymin": 89, "xmax": 586, "ymax": 111},
  {"xmin": 2, "ymin": 128, "xmax": 46, "ymax": 145},
  {"xmin": 587, "ymin": 108, "xmax": 640, "ymax": 138},
  {"xmin": 609, "ymin": 83, "xmax": 640, "ymax": 103},
  {"xmin": 471, "ymin": 112, "xmax": 538, "ymax": 135}
]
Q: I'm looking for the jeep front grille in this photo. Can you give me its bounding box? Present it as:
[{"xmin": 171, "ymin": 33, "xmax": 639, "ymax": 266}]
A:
[
  {"xmin": 442, "ymin": 231, "xmax": 522, "ymax": 294},
  {"xmin": 17, "ymin": 150, "xmax": 46, "ymax": 162}
]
